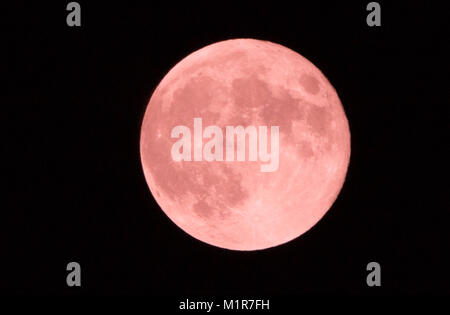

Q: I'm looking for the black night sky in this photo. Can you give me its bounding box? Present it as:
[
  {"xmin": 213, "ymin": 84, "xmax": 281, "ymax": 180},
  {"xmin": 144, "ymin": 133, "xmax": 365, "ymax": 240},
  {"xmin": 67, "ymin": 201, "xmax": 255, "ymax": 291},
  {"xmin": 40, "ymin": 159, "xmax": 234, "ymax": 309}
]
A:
[{"xmin": 3, "ymin": 1, "xmax": 449, "ymax": 300}]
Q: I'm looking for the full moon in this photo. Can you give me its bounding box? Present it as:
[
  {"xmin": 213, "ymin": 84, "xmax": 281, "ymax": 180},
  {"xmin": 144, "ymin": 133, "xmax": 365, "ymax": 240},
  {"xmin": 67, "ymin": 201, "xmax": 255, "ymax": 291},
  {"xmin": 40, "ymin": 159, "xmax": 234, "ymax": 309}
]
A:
[{"xmin": 140, "ymin": 39, "xmax": 350, "ymax": 250}]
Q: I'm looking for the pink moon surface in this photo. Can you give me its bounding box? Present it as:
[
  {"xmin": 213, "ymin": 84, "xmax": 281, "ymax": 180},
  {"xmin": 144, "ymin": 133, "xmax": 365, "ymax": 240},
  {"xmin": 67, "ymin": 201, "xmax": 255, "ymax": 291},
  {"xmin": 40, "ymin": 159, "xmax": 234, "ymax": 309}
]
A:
[{"xmin": 140, "ymin": 39, "xmax": 350, "ymax": 251}]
